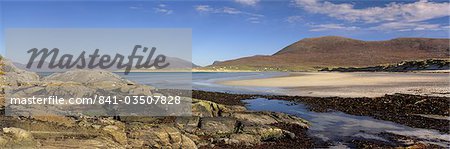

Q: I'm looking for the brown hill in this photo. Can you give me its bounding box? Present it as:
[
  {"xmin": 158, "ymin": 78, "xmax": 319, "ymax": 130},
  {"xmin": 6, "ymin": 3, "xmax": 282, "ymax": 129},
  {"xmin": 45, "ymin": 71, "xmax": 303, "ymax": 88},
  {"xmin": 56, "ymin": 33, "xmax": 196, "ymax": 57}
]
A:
[{"xmin": 209, "ymin": 36, "xmax": 450, "ymax": 71}]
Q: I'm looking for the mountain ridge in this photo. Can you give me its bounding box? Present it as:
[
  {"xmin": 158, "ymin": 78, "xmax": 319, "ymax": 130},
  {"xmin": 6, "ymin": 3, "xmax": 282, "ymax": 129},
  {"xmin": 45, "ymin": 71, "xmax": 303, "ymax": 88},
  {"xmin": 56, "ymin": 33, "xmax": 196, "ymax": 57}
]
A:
[{"xmin": 208, "ymin": 36, "xmax": 450, "ymax": 71}]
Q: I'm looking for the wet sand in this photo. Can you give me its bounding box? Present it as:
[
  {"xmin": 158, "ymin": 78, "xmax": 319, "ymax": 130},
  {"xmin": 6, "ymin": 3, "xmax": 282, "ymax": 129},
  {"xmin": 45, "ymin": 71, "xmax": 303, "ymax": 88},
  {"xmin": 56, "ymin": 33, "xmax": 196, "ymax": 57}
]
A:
[{"xmin": 220, "ymin": 72, "xmax": 450, "ymax": 97}]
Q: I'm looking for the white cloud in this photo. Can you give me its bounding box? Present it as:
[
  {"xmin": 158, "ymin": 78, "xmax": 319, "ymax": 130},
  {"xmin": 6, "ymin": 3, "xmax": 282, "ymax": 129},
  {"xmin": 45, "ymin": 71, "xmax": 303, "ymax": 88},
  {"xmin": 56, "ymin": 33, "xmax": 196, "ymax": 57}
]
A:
[
  {"xmin": 195, "ymin": 5, "xmax": 213, "ymax": 12},
  {"xmin": 294, "ymin": 0, "xmax": 449, "ymax": 31},
  {"xmin": 129, "ymin": 4, "xmax": 144, "ymax": 10},
  {"xmin": 194, "ymin": 5, "xmax": 264, "ymax": 23},
  {"xmin": 154, "ymin": 8, "xmax": 173, "ymax": 15},
  {"xmin": 235, "ymin": 0, "xmax": 260, "ymax": 6},
  {"xmin": 223, "ymin": 7, "xmax": 241, "ymax": 14},
  {"xmin": 285, "ymin": 15, "xmax": 303, "ymax": 23},
  {"xmin": 154, "ymin": 4, "xmax": 173, "ymax": 15},
  {"xmin": 247, "ymin": 17, "xmax": 261, "ymax": 23},
  {"xmin": 129, "ymin": 6, "xmax": 141, "ymax": 10},
  {"xmin": 309, "ymin": 24, "xmax": 359, "ymax": 31},
  {"xmin": 294, "ymin": 0, "xmax": 449, "ymax": 23},
  {"xmin": 372, "ymin": 22, "xmax": 443, "ymax": 31}
]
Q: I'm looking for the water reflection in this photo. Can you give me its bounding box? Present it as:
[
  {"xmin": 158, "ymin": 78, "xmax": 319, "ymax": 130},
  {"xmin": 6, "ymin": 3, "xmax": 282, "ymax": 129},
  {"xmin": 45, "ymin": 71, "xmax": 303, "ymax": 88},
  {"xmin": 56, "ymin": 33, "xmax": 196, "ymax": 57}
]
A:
[{"xmin": 243, "ymin": 98, "xmax": 450, "ymax": 147}]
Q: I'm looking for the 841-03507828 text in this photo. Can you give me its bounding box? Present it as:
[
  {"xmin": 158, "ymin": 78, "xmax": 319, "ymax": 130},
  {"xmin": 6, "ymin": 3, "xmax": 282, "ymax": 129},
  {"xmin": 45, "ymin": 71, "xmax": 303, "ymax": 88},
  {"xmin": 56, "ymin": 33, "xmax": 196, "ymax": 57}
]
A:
[{"xmin": 9, "ymin": 95, "xmax": 182, "ymax": 105}]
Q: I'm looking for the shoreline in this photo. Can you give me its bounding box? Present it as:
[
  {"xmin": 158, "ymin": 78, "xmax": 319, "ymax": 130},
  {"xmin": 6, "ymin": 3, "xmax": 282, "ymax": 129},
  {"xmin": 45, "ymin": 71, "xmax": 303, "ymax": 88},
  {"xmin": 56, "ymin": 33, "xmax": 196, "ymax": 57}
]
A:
[
  {"xmin": 218, "ymin": 72, "xmax": 450, "ymax": 97},
  {"xmin": 3, "ymin": 57, "xmax": 449, "ymax": 148},
  {"xmin": 182, "ymin": 90, "xmax": 449, "ymax": 133},
  {"xmin": 159, "ymin": 89, "xmax": 450, "ymax": 148}
]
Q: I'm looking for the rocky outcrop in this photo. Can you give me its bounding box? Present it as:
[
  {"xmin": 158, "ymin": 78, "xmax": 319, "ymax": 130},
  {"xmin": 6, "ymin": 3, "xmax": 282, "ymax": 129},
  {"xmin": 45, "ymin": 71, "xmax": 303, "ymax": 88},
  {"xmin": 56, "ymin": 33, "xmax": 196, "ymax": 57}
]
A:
[
  {"xmin": 128, "ymin": 125, "xmax": 197, "ymax": 148},
  {"xmin": 199, "ymin": 117, "xmax": 237, "ymax": 135},
  {"xmin": 231, "ymin": 112, "xmax": 310, "ymax": 128},
  {"xmin": 102, "ymin": 125, "xmax": 127, "ymax": 145},
  {"xmin": 0, "ymin": 127, "xmax": 37, "ymax": 148},
  {"xmin": 0, "ymin": 58, "xmax": 311, "ymax": 148},
  {"xmin": 4, "ymin": 68, "xmax": 168, "ymax": 116},
  {"xmin": 44, "ymin": 70, "xmax": 135, "ymax": 86},
  {"xmin": 0, "ymin": 60, "xmax": 40, "ymax": 87}
]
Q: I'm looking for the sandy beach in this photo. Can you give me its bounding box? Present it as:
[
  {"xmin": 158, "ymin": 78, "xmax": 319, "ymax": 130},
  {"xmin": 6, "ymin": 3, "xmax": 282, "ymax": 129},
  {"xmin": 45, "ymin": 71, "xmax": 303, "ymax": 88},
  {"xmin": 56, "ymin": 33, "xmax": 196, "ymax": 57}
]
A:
[{"xmin": 220, "ymin": 72, "xmax": 450, "ymax": 97}]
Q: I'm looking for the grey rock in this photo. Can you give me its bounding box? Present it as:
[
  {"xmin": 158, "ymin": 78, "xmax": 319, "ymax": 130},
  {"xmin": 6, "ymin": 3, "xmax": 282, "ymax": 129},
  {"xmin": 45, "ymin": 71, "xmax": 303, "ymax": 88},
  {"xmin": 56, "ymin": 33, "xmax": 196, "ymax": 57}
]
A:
[
  {"xmin": 241, "ymin": 124, "xmax": 284, "ymax": 140},
  {"xmin": 229, "ymin": 134, "xmax": 261, "ymax": 146},
  {"xmin": 232, "ymin": 111, "xmax": 309, "ymax": 128},
  {"xmin": 102, "ymin": 125, "xmax": 127, "ymax": 145},
  {"xmin": 0, "ymin": 127, "xmax": 37, "ymax": 148},
  {"xmin": 128, "ymin": 125, "xmax": 197, "ymax": 149},
  {"xmin": 199, "ymin": 117, "xmax": 237, "ymax": 136},
  {"xmin": 3, "ymin": 127, "xmax": 34, "ymax": 141},
  {"xmin": 283, "ymin": 130, "xmax": 296, "ymax": 139},
  {"xmin": 44, "ymin": 69, "xmax": 134, "ymax": 86},
  {"xmin": 177, "ymin": 116, "xmax": 200, "ymax": 127},
  {"xmin": 1, "ymin": 60, "xmax": 40, "ymax": 87}
]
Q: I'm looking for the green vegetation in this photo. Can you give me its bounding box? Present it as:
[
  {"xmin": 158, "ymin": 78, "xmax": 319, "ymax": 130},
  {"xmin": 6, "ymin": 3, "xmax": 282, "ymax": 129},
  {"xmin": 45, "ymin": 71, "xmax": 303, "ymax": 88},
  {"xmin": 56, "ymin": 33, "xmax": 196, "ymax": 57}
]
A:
[
  {"xmin": 321, "ymin": 59, "xmax": 450, "ymax": 72},
  {"xmin": 199, "ymin": 64, "xmax": 319, "ymax": 72},
  {"xmin": 202, "ymin": 58, "xmax": 450, "ymax": 72}
]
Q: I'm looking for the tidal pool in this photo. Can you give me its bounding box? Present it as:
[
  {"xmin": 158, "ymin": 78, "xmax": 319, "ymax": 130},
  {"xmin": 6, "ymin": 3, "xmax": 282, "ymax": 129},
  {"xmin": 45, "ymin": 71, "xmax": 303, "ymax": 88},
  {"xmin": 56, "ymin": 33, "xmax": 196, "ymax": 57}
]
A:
[{"xmin": 243, "ymin": 98, "xmax": 450, "ymax": 147}]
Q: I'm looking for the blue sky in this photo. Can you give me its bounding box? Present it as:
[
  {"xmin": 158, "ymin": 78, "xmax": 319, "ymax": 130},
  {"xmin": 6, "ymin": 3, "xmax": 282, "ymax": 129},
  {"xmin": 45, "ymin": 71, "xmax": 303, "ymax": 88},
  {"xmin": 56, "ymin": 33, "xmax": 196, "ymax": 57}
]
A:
[{"xmin": 1, "ymin": 0, "xmax": 449, "ymax": 66}]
